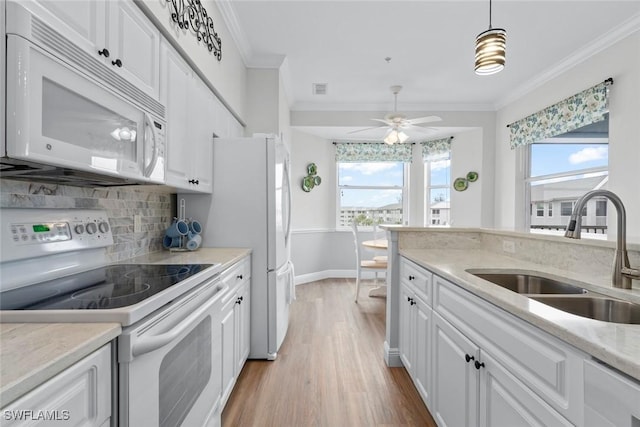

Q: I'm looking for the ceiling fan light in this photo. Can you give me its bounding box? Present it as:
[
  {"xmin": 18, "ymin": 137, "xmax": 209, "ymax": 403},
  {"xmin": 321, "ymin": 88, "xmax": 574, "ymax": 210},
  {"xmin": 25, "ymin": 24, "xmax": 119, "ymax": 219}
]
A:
[
  {"xmin": 398, "ymin": 131, "xmax": 409, "ymax": 143},
  {"xmin": 475, "ymin": 27, "xmax": 506, "ymax": 75},
  {"xmin": 384, "ymin": 129, "xmax": 399, "ymax": 145}
]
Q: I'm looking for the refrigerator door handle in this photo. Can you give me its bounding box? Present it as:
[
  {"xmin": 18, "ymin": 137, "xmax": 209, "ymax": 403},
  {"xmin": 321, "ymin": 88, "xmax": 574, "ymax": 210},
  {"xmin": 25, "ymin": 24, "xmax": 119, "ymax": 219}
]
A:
[{"xmin": 283, "ymin": 157, "xmax": 292, "ymax": 244}]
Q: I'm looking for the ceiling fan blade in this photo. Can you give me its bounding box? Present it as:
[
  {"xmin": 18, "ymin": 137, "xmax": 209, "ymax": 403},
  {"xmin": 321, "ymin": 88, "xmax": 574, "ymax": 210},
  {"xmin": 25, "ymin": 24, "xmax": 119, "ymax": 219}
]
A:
[
  {"xmin": 405, "ymin": 116, "xmax": 442, "ymax": 125},
  {"xmin": 407, "ymin": 125, "xmax": 438, "ymax": 134},
  {"xmin": 347, "ymin": 125, "xmax": 387, "ymax": 134}
]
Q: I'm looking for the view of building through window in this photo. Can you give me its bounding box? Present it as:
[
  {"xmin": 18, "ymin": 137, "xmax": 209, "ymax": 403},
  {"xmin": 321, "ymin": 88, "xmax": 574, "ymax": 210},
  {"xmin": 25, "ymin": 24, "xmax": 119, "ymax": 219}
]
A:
[
  {"xmin": 425, "ymin": 155, "xmax": 451, "ymax": 226},
  {"xmin": 338, "ymin": 162, "xmax": 405, "ymax": 227},
  {"xmin": 528, "ymin": 139, "xmax": 608, "ymax": 237}
]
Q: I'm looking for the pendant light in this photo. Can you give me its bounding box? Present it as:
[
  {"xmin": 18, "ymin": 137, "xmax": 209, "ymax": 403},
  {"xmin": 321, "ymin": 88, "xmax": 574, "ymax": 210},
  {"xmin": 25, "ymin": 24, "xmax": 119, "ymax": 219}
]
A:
[{"xmin": 475, "ymin": 0, "xmax": 506, "ymax": 75}]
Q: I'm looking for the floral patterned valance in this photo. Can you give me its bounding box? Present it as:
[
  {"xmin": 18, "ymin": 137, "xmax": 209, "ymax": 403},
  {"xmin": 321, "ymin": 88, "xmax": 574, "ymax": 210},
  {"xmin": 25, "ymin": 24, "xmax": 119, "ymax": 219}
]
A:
[
  {"xmin": 334, "ymin": 142, "xmax": 413, "ymax": 162},
  {"xmin": 421, "ymin": 137, "xmax": 453, "ymax": 161},
  {"xmin": 508, "ymin": 79, "xmax": 612, "ymax": 149}
]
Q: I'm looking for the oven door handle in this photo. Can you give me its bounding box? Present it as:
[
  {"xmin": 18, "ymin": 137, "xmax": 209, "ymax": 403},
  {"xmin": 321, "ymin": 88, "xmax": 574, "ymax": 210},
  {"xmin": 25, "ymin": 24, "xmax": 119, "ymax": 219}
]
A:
[{"xmin": 131, "ymin": 285, "xmax": 228, "ymax": 358}]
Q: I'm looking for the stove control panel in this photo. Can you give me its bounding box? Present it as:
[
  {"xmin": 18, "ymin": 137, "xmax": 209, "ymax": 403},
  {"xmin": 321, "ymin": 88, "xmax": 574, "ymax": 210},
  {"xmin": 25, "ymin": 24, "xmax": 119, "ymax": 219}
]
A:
[{"xmin": 1, "ymin": 209, "xmax": 114, "ymax": 263}]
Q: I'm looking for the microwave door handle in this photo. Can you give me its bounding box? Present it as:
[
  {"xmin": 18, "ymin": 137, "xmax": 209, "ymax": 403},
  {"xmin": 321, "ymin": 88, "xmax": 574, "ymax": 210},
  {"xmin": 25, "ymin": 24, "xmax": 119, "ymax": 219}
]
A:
[
  {"xmin": 131, "ymin": 284, "xmax": 229, "ymax": 358},
  {"xmin": 143, "ymin": 113, "xmax": 159, "ymax": 178}
]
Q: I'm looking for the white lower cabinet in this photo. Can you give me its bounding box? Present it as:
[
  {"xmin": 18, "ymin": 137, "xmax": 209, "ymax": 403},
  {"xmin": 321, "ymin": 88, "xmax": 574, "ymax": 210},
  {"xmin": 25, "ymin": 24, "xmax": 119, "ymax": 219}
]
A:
[
  {"xmin": 2, "ymin": 344, "xmax": 111, "ymax": 427},
  {"xmin": 220, "ymin": 256, "xmax": 251, "ymax": 408},
  {"xmin": 583, "ymin": 359, "xmax": 640, "ymax": 427},
  {"xmin": 399, "ymin": 257, "xmax": 584, "ymax": 427}
]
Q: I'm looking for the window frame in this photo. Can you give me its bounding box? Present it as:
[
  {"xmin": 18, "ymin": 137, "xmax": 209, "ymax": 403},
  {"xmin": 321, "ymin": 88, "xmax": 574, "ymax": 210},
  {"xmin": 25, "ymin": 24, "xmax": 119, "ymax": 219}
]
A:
[
  {"xmin": 336, "ymin": 161, "xmax": 409, "ymax": 229},
  {"xmin": 424, "ymin": 154, "xmax": 451, "ymax": 227},
  {"xmin": 524, "ymin": 138, "xmax": 608, "ymax": 233}
]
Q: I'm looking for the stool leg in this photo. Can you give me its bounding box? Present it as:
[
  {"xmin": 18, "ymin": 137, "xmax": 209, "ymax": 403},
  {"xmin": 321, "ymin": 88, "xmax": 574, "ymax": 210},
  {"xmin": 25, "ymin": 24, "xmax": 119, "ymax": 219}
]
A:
[{"xmin": 355, "ymin": 267, "xmax": 361, "ymax": 303}]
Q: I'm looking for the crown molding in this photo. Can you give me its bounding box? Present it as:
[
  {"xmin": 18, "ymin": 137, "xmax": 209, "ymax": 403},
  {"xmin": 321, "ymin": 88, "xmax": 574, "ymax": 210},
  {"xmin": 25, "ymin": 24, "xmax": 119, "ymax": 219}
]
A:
[
  {"xmin": 494, "ymin": 12, "xmax": 640, "ymax": 110},
  {"xmin": 216, "ymin": 0, "xmax": 252, "ymax": 66},
  {"xmin": 291, "ymin": 102, "xmax": 496, "ymax": 112}
]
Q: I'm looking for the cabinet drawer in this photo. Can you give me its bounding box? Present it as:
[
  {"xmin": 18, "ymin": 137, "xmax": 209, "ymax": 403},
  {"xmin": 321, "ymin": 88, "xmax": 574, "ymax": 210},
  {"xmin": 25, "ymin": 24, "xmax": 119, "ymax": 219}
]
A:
[
  {"xmin": 2, "ymin": 344, "xmax": 111, "ymax": 426},
  {"xmin": 221, "ymin": 257, "xmax": 251, "ymax": 290},
  {"xmin": 433, "ymin": 275, "xmax": 584, "ymax": 424},
  {"xmin": 584, "ymin": 359, "xmax": 640, "ymax": 427},
  {"xmin": 400, "ymin": 258, "xmax": 432, "ymax": 304}
]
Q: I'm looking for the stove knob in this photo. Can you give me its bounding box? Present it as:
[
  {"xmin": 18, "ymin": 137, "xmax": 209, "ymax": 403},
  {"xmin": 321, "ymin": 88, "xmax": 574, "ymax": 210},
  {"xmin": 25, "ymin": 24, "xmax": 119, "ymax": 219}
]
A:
[
  {"xmin": 86, "ymin": 223, "xmax": 98, "ymax": 235},
  {"xmin": 74, "ymin": 224, "xmax": 85, "ymax": 235},
  {"xmin": 98, "ymin": 221, "xmax": 110, "ymax": 233}
]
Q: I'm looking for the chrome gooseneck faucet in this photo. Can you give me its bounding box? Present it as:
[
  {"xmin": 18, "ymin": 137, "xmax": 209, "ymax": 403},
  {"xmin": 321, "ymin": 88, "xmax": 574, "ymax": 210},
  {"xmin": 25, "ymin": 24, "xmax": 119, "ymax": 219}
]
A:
[{"xmin": 564, "ymin": 190, "xmax": 640, "ymax": 289}]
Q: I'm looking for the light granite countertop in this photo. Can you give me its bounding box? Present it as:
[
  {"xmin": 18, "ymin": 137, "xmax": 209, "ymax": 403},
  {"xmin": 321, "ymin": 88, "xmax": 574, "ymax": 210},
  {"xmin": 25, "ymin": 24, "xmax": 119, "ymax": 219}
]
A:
[
  {"xmin": 0, "ymin": 323, "xmax": 121, "ymax": 407},
  {"xmin": 400, "ymin": 248, "xmax": 640, "ymax": 382},
  {"xmin": 0, "ymin": 247, "xmax": 251, "ymax": 407}
]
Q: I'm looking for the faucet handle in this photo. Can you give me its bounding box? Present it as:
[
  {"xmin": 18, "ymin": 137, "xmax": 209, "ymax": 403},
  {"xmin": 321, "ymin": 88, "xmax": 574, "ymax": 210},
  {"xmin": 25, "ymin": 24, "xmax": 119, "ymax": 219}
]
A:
[{"xmin": 621, "ymin": 267, "xmax": 640, "ymax": 280}]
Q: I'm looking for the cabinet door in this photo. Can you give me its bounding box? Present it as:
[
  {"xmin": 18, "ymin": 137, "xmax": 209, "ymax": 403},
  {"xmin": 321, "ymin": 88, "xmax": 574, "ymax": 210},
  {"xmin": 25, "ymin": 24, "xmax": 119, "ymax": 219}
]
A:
[
  {"xmin": 398, "ymin": 282, "xmax": 414, "ymax": 374},
  {"xmin": 161, "ymin": 40, "xmax": 192, "ymax": 189},
  {"xmin": 414, "ymin": 295, "xmax": 431, "ymax": 406},
  {"xmin": 29, "ymin": 0, "xmax": 107, "ymax": 60},
  {"xmin": 432, "ymin": 312, "xmax": 479, "ymax": 427},
  {"xmin": 236, "ymin": 280, "xmax": 251, "ymax": 373},
  {"xmin": 185, "ymin": 75, "xmax": 214, "ymax": 193},
  {"xmin": 107, "ymin": 0, "xmax": 160, "ymax": 99},
  {"xmin": 220, "ymin": 296, "xmax": 236, "ymax": 407},
  {"xmin": 479, "ymin": 351, "xmax": 573, "ymax": 427}
]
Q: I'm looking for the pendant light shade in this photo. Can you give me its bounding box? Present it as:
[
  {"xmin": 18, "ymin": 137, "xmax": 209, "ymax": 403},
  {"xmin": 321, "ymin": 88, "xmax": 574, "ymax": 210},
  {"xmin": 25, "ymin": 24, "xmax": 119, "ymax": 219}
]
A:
[{"xmin": 475, "ymin": 0, "xmax": 506, "ymax": 76}]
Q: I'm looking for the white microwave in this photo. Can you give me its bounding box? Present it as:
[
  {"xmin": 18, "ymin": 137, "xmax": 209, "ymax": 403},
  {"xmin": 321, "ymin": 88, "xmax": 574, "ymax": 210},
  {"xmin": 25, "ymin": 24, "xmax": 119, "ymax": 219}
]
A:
[{"xmin": 3, "ymin": 3, "xmax": 166, "ymax": 185}]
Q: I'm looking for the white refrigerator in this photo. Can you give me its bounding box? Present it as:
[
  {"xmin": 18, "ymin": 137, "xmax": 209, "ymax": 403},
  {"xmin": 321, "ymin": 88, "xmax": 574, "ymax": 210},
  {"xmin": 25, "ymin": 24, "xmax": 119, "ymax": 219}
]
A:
[{"xmin": 182, "ymin": 135, "xmax": 293, "ymax": 360}]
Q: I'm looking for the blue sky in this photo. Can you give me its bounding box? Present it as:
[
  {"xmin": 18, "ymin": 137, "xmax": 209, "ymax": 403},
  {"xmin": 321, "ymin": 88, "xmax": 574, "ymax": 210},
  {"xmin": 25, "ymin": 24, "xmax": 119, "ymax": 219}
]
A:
[{"xmin": 531, "ymin": 143, "xmax": 608, "ymax": 177}]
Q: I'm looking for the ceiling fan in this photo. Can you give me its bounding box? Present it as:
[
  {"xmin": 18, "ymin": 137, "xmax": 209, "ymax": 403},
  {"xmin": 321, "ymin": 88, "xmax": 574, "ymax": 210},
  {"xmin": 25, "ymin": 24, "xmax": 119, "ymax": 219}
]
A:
[{"xmin": 350, "ymin": 85, "xmax": 442, "ymax": 144}]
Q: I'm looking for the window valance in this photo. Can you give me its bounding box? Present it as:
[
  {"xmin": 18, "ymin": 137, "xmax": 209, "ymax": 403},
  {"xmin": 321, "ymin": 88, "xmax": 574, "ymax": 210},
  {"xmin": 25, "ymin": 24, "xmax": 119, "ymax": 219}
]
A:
[
  {"xmin": 421, "ymin": 137, "xmax": 453, "ymax": 161},
  {"xmin": 508, "ymin": 78, "xmax": 612, "ymax": 149},
  {"xmin": 334, "ymin": 142, "xmax": 413, "ymax": 162}
]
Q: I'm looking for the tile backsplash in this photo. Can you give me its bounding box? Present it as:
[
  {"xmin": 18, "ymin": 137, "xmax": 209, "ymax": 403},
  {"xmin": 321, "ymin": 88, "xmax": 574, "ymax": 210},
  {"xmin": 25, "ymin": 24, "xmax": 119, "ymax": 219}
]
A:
[{"xmin": 1, "ymin": 178, "xmax": 175, "ymax": 262}]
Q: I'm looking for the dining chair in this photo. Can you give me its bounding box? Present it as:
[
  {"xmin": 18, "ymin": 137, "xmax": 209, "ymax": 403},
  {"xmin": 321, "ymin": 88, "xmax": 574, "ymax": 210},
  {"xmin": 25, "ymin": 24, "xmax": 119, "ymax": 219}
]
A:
[{"xmin": 351, "ymin": 222, "xmax": 388, "ymax": 303}]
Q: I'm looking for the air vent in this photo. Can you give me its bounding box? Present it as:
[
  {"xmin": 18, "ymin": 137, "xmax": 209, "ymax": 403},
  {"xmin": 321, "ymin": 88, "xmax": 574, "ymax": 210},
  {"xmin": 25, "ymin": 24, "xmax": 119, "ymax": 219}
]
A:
[{"xmin": 312, "ymin": 83, "xmax": 328, "ymax": 95}]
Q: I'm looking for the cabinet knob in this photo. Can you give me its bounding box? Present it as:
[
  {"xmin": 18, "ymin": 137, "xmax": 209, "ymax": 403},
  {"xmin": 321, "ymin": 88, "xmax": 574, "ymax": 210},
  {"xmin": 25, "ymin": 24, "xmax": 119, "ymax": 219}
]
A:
[
  {"xmin": 188, "ymin": 179, "xmax": 200, "ymax": 185},
  {"xmin": 235, "ymin": 297, "xmax": 242, "ymax": 305},
  {"xmin": 237, "ymin": 274, "xmax": 243, "ymax": 280},
  {"xmin": 474, "ymin": 360, "xmax": 485, "ymax": 370},
  {"xmin": 98, "ymin": 48, "xmax": 110, "ymax": 57},
  {"xmin": 407, "ymin": 296, "xmax": 412, "ymax": 302},
  {"xmin": 410, "ymin": 300, "xmax": 416, "ymax": 306},
  {"xmin": 112, "ymin": 59, "xmax": 123, "ymax": 67},
  {"xmin": 465, "ymin": 354, "xmax": 475, "ymax": 363},
  {"xmin": 408, "ymin": 275, "xmax": 415, "ymax": 280}
]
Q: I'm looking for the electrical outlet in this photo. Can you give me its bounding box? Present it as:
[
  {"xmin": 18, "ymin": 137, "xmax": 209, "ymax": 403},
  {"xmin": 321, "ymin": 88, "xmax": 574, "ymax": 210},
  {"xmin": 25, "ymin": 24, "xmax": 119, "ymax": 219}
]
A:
[
  {"xmin": 134, "ymin": 214, "xmax": 142, "ymax": 233},
  {"xmin": 503, "ymin": 240, "xmax": 516, "ymax": 254}
]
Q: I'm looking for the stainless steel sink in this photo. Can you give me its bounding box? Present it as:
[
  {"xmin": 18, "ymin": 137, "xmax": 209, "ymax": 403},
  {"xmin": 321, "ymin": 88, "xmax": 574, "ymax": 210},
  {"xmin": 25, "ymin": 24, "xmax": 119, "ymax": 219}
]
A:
[
  {"xmin": 530, "ymin": 296, "xmax": 640, "ymax": 324},
  {"xmin": 470, "ymin": 272, "xmax": 588, "ymax": 294}
]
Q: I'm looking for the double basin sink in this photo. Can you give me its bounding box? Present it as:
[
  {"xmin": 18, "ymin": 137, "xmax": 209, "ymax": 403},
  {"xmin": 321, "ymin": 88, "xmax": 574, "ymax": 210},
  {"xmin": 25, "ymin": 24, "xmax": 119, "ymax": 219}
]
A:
[{"xmin": 467, "ymin": 271, "xmax": 640, "ymax": 324}]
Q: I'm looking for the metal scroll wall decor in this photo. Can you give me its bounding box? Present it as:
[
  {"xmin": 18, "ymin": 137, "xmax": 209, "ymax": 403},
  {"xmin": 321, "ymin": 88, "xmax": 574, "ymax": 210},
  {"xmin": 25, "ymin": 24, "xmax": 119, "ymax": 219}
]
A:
[{"xmin": 166, "ymin": 0, "xmax": 222, "ymax": 60}]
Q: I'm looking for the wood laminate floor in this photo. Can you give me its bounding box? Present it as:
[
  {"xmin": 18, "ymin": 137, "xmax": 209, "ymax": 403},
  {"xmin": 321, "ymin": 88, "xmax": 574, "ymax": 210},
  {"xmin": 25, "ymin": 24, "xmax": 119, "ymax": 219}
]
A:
[{"xmin": 222, "ymin": 278, "xmax": 437, "ymax": 427}]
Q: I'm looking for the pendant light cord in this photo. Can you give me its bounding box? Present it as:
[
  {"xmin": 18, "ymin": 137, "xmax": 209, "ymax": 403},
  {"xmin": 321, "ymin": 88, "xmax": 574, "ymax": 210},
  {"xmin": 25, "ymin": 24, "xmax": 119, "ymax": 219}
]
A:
[{"xmin": 488, "ymin": 0, "xmax": 493, "ymax": 29}]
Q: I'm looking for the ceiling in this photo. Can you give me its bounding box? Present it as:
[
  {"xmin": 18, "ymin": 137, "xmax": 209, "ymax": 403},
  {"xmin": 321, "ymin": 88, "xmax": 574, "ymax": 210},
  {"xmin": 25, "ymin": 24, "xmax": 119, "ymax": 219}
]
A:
[{"xmin": 221, "ymin": 1, "xmax": 640, "ymax": 141}]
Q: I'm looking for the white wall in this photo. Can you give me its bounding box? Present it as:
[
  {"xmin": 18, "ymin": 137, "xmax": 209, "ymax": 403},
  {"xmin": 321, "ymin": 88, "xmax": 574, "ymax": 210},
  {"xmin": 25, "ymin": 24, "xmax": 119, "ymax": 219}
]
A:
[
  {"xmin": 138, "ymin": 0, "xmax": 247, "ymax": 121},
  {"xmin": 289, "ymin": 114, "xmax": 496, "ymax": 279},
  {"xmin": 495, "ymin": 31, "xmax": 640, "ymax": 242}
]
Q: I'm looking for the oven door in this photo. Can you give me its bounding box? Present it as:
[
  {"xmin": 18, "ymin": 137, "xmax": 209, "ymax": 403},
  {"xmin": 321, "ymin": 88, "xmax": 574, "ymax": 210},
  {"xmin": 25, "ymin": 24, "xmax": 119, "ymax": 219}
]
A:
[
  {"xmin": 5, "ymin": 35, "xmax": 164, "ymax": 183},
  {"xmin": 118, "ymin": 277, "xmax": 227, "ymax": 427}
]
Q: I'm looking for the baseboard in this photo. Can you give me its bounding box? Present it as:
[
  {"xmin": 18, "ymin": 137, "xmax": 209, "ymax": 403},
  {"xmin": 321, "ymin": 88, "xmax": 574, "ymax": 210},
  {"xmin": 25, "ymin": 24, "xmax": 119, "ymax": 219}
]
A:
[
  {"xmin": 294, "ymin": 269, "xmax": 387, "ymax": 285},
  {"xmin": 384, "ymin": 341, "xmax": 403, "ymax": 367}
]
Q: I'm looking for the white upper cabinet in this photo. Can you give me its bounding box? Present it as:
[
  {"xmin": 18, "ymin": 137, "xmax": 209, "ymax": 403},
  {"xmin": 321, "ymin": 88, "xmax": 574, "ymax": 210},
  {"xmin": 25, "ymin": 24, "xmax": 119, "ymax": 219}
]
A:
[
  {"xmin": 23, "ymin": 0, "xmax": 160, "ymax": 100},
  {"xmin": 161, "ymin": 40, "xmax": 213, "ymax": 193},
  {"xmin": 106, "ymin": 1, "xmax": 160, "ymax": 99}
]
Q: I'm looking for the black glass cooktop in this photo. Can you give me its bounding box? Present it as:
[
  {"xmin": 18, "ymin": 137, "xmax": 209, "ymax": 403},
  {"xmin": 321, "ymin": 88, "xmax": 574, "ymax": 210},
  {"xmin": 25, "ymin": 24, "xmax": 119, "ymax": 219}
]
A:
[{"xmin": 0, "ymin": 264, "xmax": 212, "ymax": 310}]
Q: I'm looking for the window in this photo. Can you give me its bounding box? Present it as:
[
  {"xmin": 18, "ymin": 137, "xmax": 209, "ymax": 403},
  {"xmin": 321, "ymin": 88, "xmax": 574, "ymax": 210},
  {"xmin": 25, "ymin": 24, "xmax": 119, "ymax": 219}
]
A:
[
  {"xmin": 596, "ymin": 200, "xmax": 607, "ymax": 216},
  {"xmin": 338, "ymin": 162, "xmax": 406, "ymax": 227},
  {"xmin": 529, "ymin": 137, "xmax": 608, "ymax": 238},
  {"xmin": 425, "ymin": 155, "xmax": 451, "ymax": 227},
  {"xmin": 561, "ymin": 202, "xmax": 573, "ymax": 216}
]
